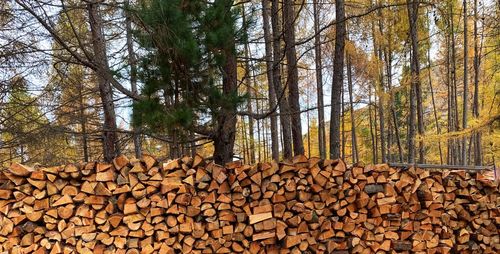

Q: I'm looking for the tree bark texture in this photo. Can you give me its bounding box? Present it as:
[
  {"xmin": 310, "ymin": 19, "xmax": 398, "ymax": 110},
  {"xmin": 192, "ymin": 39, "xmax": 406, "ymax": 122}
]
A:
[
  {"xmin": 87, "ymin": 1, "xmax": 119, "ymax": 162},
  {"xmin": 406, "ymin": 0, "xmax": 423, "ymax": 163},
  {"xmin": 461, "ymin": 0, "xmax": 468, "ymax": 165},
  {"xmin": 262, "ymin": 0, "xmax": 279, "ymax": 161},
  {"xmin": 347, "ymin": 55, "xmax": 358, "ymax": 164},
  {"xmin": 313, "ymin": 0, "xmax": 327, "ymax": 159},
  {"xmin": 472, "ymin": 0, "xmax": 482, "ymax": 165},
  {"xmin": 125, "ymin": 0, "xmax": 142, "ymax": 159},
  {"xmin": 213, "ymin": 45, "xmax": 238, "ymax": 165},
  {"xmin": 271, "ymin": 0, "xmax": 292, "ymax": 159},
  {"xmin": 330, "ymin": 0, "xmax": 345, "ymax": 159},
  {"xmin": 283, "ymin": 0, "xmax": 304, "ymax": 156}
]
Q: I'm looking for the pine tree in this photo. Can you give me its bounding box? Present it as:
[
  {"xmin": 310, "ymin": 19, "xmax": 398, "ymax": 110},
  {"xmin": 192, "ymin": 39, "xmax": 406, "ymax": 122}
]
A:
[{"xmin": 132, "ymin": 0, "xmax": 245, "ymax": 164}]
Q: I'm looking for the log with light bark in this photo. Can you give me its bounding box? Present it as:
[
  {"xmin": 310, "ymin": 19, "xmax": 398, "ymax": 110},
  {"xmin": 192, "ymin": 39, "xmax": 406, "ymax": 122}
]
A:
[{"xmin": 0, "ymin": 154, "xmax": 498, "ymax": 253}]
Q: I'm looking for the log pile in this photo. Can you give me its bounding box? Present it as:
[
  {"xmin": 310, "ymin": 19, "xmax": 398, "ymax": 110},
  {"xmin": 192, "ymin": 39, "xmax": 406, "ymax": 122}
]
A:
[{"xmin": 0, "ymin": 154, "xmax": 499, "ymax": 253}]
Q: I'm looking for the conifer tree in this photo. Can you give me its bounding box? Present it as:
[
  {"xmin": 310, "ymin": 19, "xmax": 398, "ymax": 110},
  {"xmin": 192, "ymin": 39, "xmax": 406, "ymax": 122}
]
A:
[{"xmin": 132, "ymin": 0, "xmax": 245, "ymax": 164}]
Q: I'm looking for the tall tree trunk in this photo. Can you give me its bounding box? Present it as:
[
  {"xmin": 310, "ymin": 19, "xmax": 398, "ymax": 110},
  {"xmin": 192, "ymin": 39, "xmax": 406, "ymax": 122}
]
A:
[
  {"xmin": 377, "ymin": 59, "xmax": 386, "ymax": 162},
  {"xmin": 77, "ymin": 81, "xmax": 89, "ymax": 162},
  {"xmin": 407, "ymin": 52, "xmax": 417, "ymax": 163},
  {"xmin": 313, "ymin": 0, "xmax": 326, "ymax": 159},
  {"xmin": 341, "ymin": 79, "xmax": 345, "ymax": 161},
  {"xmin": 462, "ymin": 0, "xmax": 468, "ymax": 165},
  {"xmin": 373, "ymin": 17, "xmax": 387, "ymax": 163},
  {"xmin": 240, "ymin": 117, "xmax": 249, "ymax": 163},
  {"xmin": 283, "ymin": 0, "xmax": 304, "ymax": 156},
  {"xmin": 263, "ymin": 119, "xmax": 269, "ymax": 161},
  {"xmin": 262, "ymin": 0, "xmax": 279, "ymax": 161},
  {"xmin": 373, "ymin": 93, "xmax": 379, "ymax": 163},
  {"xmin": 450, "ymin": 1, "xmax": 460, "ymax": 165},
  {"xmin": 213, "ymin": 45, "xmax": 237, "ymax": 164},
  {"xmin": 424, "ymin": 10, "xmax": 443, "ymax": 164},
  {"xmin": 213, "ymin": 1, "xmax": 238, "ymax": 164},
  {"xmin": 347, "ymin": 55, "xmax": 358, "ymax": 164},
  {"xmin": 390, "ymin": 94, "xmax": 403, "ymax": 163},
  {"xmin": 406, "ymin": 0, "xmax": 423, "ymax": 163},
  {"xmin": 446, "ymin": 17, "xmax": 453, "ymax": 165},
  {"xmin": 306, "ymin": 100, "xmax": 311, "ymax": 157},
  {"xmin": 383, "ymin": 21, "xmax": 403, "ymax": 162},
  {"xmin": 258, "ymin": 112, "xmax": 262, "ymax": 160},
  {"xmin": 330, "ymin": 0, "xmax": 346, "ymax": 159},
  {"xmin": 428, "ymin": 46, "xmax": 444, "ymax": 165},
  {"xmin": 271, "ymin": 0, "xmax": 292, "ymax": 159},
  {"xmin": 368, "ymin": 87, "xmax": 377, "ymax": 164},
  {"xmin": 242, "ymin": 7, "xmax": 255, "ymax": 164},
  {"xmin": 387, "ymin": 109, "xmax": 393, "ymax": 162},
  {"xmin": 415, "ymin": 6, "xmax": 424, "ymax": 164},
  {"xmin": 125, "ymin": 0, "xmax": 142, "ymax": 158},
  {"xmin": 87, "ymin": 1, "xmax": 119, "ymax": 162},
  {"xmin": 167, "ymin": 80, "xmax": 180, "ymax": 158},
  {"xmin": 472, "ymin": 0, "xmax": 482, "ymax": 165},
  {"xmin": 253, "ymin": 70, "xmax": 262, "ymax": 162}
]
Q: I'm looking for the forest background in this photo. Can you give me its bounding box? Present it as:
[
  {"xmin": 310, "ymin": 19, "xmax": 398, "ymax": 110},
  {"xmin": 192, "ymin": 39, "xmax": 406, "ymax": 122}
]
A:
[{"xmin": 0, "ymin": 0, "xmax": 498, "ymax": 167}]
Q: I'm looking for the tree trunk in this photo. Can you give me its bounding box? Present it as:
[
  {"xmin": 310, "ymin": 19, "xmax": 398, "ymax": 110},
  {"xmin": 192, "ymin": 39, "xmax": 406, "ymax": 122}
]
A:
[
  {"xmin": 262, "ymin": 0, "xmax": 279, "ymax": 161},
  {"xmin": 383, "ymin": 20, "xmax": 403, "ymax": 162},
  {"xmin": 271, "ymin": 0, "xmax": 292, "ymax": 159},
  {"xmin": 347, "ymin": 55, "xmax": 358, "ymax": 164},
  {"xmin": 377, "ymin": 63, "xmax": 386, "ymax": 162},
  {"xmin": 472, "ymin": 0, "xmax": 482, "ymax": 165},
  {"xmin": 213, "ymin": 42, "xmax": 238, "ymax": 164},
  {"xmin": 445, "ymin": 10, "xmax": 456, "ymax": 165},
  {"xmin": 390, "ymin": 94, "xmax": 403, "ymax": 163},
  {"xmin": 374, "ymin": 17, "xmax": 386, "ymax": 163},
  {"xmin": 87, "ymin": 1, "xmax": 119, "ymax": 162},
  {"xmin": 125, "ymin": 0, "xmax": 142, "ymax": 159},
  {"xmin": 77, "ymin": 81, "xmax": 89, "ymax": 162},
  {"xmin": 253, "ymin": 71, "xmax": 262, "ymax": 161},
  {"xmin": 368, "ymin": 87, "xmax": 377, "ymax": 164},
  {"xmin": 213, "ymin": 0, "xmax": 238, "ymax": 165},
  {"xmin": 461, "ymin": 0, "xmax": 468, "ymax": 165},
  {"xmin": 341, "ymin": 79, "xmax": 345, "ymax": 161},
  {"xmin": 373, "ymin": 93, "xmax": 379, "ymax": 163},
  {"xmin": 306, "ymin": 100, "xmax": 311, "ymax": 157},
  {"xmin": 407, "ymin": 52, "xmax": 416, "ymax": 164},
  {"xmin": 450, "ymin": 2, "xmax": 460, "ymax": 165},
  {"xmin": 263, "ymin": 119, "xmax": 269, "ymax": 161},
  {"xmin": 387, "ymin": 109, "xmax": 393, "ymax": 162},
  {"xmin": 313, "ymin": 0, "xmax": 327, "ymax": 159},
  {"xmin": 241, "ymin": 116, "xmax": 249, "ymax": 163},
  {"xmin": 261, "ymin": 119, "xmax": 267, "ymax": 161},
  {"xmin": 425, "ymin": 10, "xmax": 443, "ymax": 165},
  {"xmin": 383, "ymin": 32, "xmax": 403, "ymax": 163},
  {"xmin": 330, "ymin": 0, "xmax": 345, "ymax": 159},
  {"xmin": 428, "ymin": 46, "xmax": 444, "ymax": 165},
  {"xmin": 165, "ymin": 85, "xmax": 180, "ymax": 159},
  {"xmin": 406, "ymin": 0, "xmax": 423, "ymax": 163},
  {"xmin": 283, "ymin": 0, "xmax": 304, "ymax": 156},
  {"xmin": 242, "ymin": 7, "xmax": 255, "ymax": 164}
]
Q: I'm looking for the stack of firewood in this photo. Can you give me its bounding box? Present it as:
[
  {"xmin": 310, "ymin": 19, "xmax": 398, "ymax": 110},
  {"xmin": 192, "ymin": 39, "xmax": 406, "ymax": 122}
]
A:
[{"xmin": 0, "ymin": 154, "xmax": 498, "ymax": 253}]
